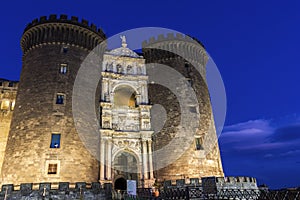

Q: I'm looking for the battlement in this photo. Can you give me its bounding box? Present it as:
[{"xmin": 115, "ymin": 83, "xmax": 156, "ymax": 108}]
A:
[
  {"xmin": 216, "ymin": 176, "xmax": 257, "ymax": 184},
  {"xmin": 163, "ymin": 176, "xmax": 257, "ymax": 188},
  {"xmin": 24, "ymin": 14, "xmax": 105, "ymax": 36},
  {"xmin": 142, "ymin": 33, "xmax": 204, "ymax": 48},
  {"xmin": 0, "ymin": 78, "xmax": 18, "ymax": 89},
  {"xmin": 202, "ymin": 176, "xmax": 258, "ymax": 194},
  {"xmin": 0, "ymin": 182, "xmax": 112, "ymax": 199},
  {"xmin": 142, "ymin": 33, "xmax": 208, "ymax": 80},
  {"xmin": 21, "ymin": 15, "xmax": 106, "ymax": 54},
  {"xmin": 142, "ymin": 33, "xmax": 207, "ymax": 63}
]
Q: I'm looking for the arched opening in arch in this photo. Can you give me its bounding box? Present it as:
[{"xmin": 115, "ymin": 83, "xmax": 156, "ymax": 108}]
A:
[
  {"xmin": 115, "ymin": 177, "xmax": 127, "ymax": 190},
  {"xmin": 113, "ymin": 86, "xmax": 137, "ymax": 108},
  {"xmin": 113, "ymin": 151, "xmax": 138, "ymax": 184}
]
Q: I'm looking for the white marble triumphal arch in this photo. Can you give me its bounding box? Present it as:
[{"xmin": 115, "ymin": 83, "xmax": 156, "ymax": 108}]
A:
[{"xmin": 99, "ymin": 36, "xmax": 155, "ymax": 188}]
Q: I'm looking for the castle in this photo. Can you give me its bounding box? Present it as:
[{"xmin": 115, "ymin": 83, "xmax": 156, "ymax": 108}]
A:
[{"xmin": 0, "ymin": 15, "xmax": 225, "ymax": 191}]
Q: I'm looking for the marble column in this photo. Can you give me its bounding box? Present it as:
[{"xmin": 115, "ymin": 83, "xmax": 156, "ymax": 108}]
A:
[
  {"xmin": 100, "ymin": 139, "xmax": 105, "ymax": 180},
  {"xmin": 148, "ymin": 140, "xmax": 154, "ymax": 179},
  {"xmin": 102, "ymin": 80, "xmax": 108, "ymax": 101},
  {"xmin": 142, "ymin": 140, "xmax": 149, "ymax": 179},
  {"xmin": 106, "ymin": 139, "xmax": 112, "ymax": 180}
]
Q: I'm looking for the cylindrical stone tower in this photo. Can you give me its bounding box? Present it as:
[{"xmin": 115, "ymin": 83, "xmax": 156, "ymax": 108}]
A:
[
  {"xmin": 142, "ymin": 34, "xmax": 224, "ymax": 182},
  {"xmin": 1, "ymin": 15, "xmax": 105, "ymax": 184}
]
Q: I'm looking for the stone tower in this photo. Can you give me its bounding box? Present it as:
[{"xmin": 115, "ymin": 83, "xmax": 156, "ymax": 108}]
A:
[
  {"xmin": 142, "ymin": 34, "xmax": 224, "ymax": 182},
  {"xmin": 99, "ymin": 36, "xmax": 154, "ymax": 189},
  {"xmin": 1, "ymin": 15, "xmax": 105, "ymax": 185},
  {"xmin": 0, "ymin": 79, "xmax": 18, "ymax": 181}
]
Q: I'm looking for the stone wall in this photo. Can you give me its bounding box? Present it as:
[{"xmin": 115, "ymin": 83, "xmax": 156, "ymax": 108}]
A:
[
  {"xmin": 1, "ymin": 15, "xmax": 106, "ymax": 185},
  {"xmin": 0, "ymin": 79, "xmax": 18, "ymax": 183},
  {"xmin": 143, "ymin": 34, "xmax": 224, "ymax": 182}
]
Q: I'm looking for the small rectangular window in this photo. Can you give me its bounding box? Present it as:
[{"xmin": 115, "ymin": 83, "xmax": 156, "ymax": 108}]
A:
[
  {"xmin": 50, "ymin": 134, "xmax": 61, "ymax": 148},
  {"xmin": 195, "ymin": 138, "xmax": 203, "ymax": 150},
  {"xmin": 48, "ymin": 164, "xmax": 58, "ymax": 174},
  {"xmin": 56, "ymin": 94, "xmax": 64, "ymax": 104},
  {"xmin": 187, "ymin": 78, "xmax": 193, "ymax": 87},
  {"xmin": 8, "ymin": 82, "xmax": 13, "ymax": 87},
  {"xmin": 185, "ymin": 63, "xmax": 191, "ymax": 73},
  {"xmin": 59, "ymin": 64, "xmax": 68, "ymax": 74},
  {"xmin": 63, "ymin": 47, "xmax": 68, "ymax": 53},
  {"xmin": 0, "ymin": 82, "xmax": 2, "ymax": 86}
]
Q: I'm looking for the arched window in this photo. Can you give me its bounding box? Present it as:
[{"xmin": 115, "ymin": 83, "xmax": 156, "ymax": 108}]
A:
[{"xmin": 114, "ymin": 86, "xmax": 137, "ymax": 108}]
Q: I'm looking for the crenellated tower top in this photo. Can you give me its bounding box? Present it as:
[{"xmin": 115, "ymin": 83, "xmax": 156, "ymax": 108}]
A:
[
  {"xmin": 21, "ymin": 14, "xmax": 106, "ymax": 55},
  {"xmin": 142, "ymin": 33, "xmax": 208, "ymax": 80}
]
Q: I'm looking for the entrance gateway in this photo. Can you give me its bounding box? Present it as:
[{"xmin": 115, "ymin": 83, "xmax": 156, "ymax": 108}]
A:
[
  {"xmin": 114, "ymin": 177, "xmax": 126, "ymax": 190},
  {"xmin": 99, "ymin": 36, "xmax": 155, "ymax": 188}
]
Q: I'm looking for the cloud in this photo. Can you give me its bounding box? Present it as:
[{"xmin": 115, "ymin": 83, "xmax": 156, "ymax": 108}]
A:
[
  {"xmin": 220, "ymin": 119, "xmax": 300, "ymax": 152},
  {"xmin": 219, "ymin": 117, "xmax": 300, "ymax": 189},
  {"xmin": 219, "ymin": 119, "xmax": 274, "ymax": 151},
  {"xmin": 264, "ymin": 153, "xmax": 273, "ymax": 158},
  {"xmin": 279, "ymin": 150, "xmax": 300, "ymax": 157},
  {"xmin": 223, "ymin": 119, "xmax": 273, "ymax": 133},
  {"xmin": 268, "ymin": 124, "xmax": 300, "ymax": 142}
]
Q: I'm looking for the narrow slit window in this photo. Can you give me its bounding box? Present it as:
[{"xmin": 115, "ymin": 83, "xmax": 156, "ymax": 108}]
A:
[
  {"xmin": 11, "ymin": 101, "xmax": 15, "ymax": 111},
  {"xmin": 0, "ymin": 82, "xmax": 2, "ymax": 86},
  {"xmin": 50, "ymin": 134, "xmax": 61, "ymax": 148},
  {"xmin": 56, "ymin": 94, "xmax": 64, "ymax": 104},
  {"xmin": 48, "ymin": 164, "xmax": 58, "ymax": 174},
  {"xmin": 195, "ymin": 138, "xmax": 203, "ymax": 150},
  {"xmin": 59, "ymin": 64, "xmax": 68, "ymax": 74}
]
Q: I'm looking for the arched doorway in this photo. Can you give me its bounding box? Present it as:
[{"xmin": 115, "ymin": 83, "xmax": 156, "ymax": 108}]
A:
[
  {"xmin": 115, "ymin": 177, "xmax": 127, "ymax": 190},
  {"xmin": 113, "ymin": 151, "xmax": 139, "ymax": 186}
]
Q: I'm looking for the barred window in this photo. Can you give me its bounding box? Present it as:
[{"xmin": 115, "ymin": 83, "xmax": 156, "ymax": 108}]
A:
[{"xmin": 48, "ymin": 164, "xmax": 58, "ymax": 174}]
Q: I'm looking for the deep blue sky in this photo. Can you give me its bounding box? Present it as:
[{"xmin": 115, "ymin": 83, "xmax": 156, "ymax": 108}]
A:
[{"xmin": 0, "ymin": 0, "xmax": 299, "ymax": 189}]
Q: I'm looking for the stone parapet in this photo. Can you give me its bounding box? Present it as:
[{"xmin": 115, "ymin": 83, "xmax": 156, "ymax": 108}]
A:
[
  {"xmin": 21, "ymin": 14, "xmax": 106, "ymax": 55},
  {"xmin": 202, "ymin": 176, "xmax": 258, "ymax": 194},
  {"xmin": 0, "ymin": 182, "xmax": 111, "ymax": 199}
]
